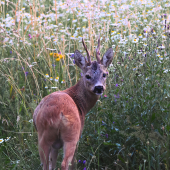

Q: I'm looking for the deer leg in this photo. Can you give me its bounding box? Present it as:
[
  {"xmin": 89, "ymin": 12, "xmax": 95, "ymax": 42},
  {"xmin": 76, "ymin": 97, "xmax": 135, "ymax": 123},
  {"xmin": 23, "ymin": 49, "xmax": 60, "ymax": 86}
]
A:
[
  {"xmin": 70, "ymin": 145, "xmax": 78, "ymax": 170},
  {"xmin": 49, "ymin": 146, "xmax": 59, "ymax": 170},
  {"xmin": 61, "ymin": 141, "xmax": 77, "ymax": 170},
  {"xmin": 38, "ymin": 139, "xmax": 51, "ymax": 170}
]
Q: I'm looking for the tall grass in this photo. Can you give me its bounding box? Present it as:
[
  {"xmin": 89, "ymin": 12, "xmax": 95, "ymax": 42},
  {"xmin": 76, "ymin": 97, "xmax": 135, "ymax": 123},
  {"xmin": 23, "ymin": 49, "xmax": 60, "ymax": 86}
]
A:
[{"xmin": 0, "ymin": 0, "xmax": 170, "ymax": 169}]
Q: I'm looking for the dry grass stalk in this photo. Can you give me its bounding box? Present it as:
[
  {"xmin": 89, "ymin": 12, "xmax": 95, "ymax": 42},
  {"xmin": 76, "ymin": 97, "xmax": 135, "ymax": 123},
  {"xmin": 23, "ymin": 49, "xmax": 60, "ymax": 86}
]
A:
[{"xmin": 55, "ymin": 0, "xmax": 57, "ymax": 25}]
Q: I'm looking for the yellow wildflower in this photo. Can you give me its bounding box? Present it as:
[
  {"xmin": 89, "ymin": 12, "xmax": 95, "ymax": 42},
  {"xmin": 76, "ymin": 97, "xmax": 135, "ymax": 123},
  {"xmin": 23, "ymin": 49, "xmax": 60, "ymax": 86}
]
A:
[
  {"xmin": 54, "ymin": 53, "xmax": 60, "ymax": 58},
  {"xmin": 59, "ymin": 54, "xmax": 65, "ymax": 59},
  {"xmin": 56, "ymin": 58, "xmax": 60, "ymax": 61}
]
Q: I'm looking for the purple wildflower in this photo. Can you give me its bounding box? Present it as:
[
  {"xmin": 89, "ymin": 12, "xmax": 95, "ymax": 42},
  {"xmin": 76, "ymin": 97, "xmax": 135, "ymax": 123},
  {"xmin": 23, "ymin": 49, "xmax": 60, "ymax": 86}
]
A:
[
  {"xmin": 115, "ymin": 84, "xmax": 118, "ymax": 87},
  {"xmin": 106, "ymin": 134, "xmax": 108, "ymax": 138},
  {"xmin": 104, "ymin": 95, "xmax": 107, "ymax": 97},
  {"xmin": 83, "ymin": 168, "xmax": 86, "ymax": 170},
  {"xmin": 10, "ymin": 51, "xmax": 12, "ymax": 54},
  {"xmin": 114, "ymin": 94, "xmax": 120, "ymax": 98},
  {"xmin": 70, "ymin": 54, "xmax": 74, "ymax": 58},
  {"xmin": 83, "ymin": 160, "xmax": 86, "ymax": 164},
  {"xmin": 102, "ymin": 121, "xmax": 105, "ymax": 125},
  {"xmin": 73, "ymin": 59, "xmax": 75, "ymax": 64},
  {"xmin": 28, "ymin": 34, "xmax": 32, "ymax": 39},
  {"xmin": 78, "ymin": 160, "xmax": 81, "ymax": 163},
  {"xmin": 25, "ymin": 72, "xmax": 29, "ymax": 76}
]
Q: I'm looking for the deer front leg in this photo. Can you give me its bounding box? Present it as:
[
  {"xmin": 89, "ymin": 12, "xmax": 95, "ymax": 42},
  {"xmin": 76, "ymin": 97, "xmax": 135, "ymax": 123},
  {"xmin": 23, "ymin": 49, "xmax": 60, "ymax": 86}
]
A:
[{"xmin": 61, "ymin": 141, "xmax": 77, "ymax": 170}]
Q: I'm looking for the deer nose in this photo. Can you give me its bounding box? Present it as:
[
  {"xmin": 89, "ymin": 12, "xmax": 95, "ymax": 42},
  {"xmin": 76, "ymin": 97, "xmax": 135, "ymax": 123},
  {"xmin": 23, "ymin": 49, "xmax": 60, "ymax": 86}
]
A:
[{"xmin": 94, "ymin": 86, "xmax": 104, "ymax": 94}]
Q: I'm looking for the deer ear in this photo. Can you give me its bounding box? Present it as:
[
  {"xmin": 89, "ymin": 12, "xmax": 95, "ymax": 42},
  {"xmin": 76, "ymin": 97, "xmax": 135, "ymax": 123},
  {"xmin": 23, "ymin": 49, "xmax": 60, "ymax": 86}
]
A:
[
  {"xmin": 74, "ymin": 50, "xmax": 86, "ymax": 69},
  {"xmin": 101, "ymin": 48, "xmax": 113, "ymax": 67}
]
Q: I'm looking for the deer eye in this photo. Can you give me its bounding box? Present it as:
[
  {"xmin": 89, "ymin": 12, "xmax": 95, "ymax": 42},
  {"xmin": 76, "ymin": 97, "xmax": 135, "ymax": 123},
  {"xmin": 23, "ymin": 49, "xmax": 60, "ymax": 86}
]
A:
[
  {"xmin": 86, "ymin": 75, "xmax": 91, "ymax": 79},
  {"xmin": 103, "ymin": 73, "xmax": 106, "ymax": 78}
]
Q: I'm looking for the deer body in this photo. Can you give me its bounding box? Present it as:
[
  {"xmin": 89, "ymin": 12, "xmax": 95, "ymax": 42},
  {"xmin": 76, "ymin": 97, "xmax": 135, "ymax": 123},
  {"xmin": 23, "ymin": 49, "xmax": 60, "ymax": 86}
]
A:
[{"xmin": 33, "ymin": 38, "xmax": 113, "ymax": 170}]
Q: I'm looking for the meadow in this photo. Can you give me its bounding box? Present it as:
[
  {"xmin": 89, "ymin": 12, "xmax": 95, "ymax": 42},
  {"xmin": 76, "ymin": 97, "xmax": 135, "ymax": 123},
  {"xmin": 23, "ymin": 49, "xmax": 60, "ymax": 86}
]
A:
[{"xmin": 0, "ymin": 0, "xmax": 170, "ymax": 169}]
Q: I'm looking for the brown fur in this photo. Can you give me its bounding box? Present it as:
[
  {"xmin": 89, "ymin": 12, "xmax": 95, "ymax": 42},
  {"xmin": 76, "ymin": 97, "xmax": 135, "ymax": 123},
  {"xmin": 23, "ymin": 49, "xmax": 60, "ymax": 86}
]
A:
[{"xmin": 33, "ymin": 41, "xmax": 113, "ymax": 170}]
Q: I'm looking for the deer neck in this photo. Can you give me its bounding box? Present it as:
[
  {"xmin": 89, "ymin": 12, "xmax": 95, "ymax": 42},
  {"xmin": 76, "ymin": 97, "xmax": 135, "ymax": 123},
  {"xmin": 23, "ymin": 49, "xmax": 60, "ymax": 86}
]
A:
[{"xmin": 64, "ymin": 78, "xmax": 99, "ymax": 115}]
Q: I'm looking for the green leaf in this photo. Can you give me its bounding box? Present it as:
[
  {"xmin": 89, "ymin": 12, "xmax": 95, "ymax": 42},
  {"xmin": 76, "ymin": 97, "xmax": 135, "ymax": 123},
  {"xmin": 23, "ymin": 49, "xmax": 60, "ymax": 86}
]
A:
[
  {"xmin": 151, "ymin": 113, "xmax": 156, "ymax": 122},
  {"xmin": 103, "ymin": 142, "xmax": 114, "ymax": 146},
  {"xmin": 166, "ymin": 125, "xmax": 170, "ymax": 131},
  {"xmin": 117, "ymin": 154, "xmax": 125, "ymax": 163}
]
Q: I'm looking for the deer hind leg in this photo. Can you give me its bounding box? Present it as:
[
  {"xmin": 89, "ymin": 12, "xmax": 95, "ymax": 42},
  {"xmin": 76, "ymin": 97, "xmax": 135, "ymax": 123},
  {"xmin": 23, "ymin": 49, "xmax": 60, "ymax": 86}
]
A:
[
  {"xmin": 38, "ymin": 138, "xmax": 51, "ymax": 170},
  {"xmin": 49, "ymin": 146, "xmax": 59, "ymax": 170},
  {"xmin": 69, "ymin": 144, "xmax": 78, "ymax": 170},
  {"xmin": 61, "ymin": 141, "xmax": 77, "ymax": 170}
]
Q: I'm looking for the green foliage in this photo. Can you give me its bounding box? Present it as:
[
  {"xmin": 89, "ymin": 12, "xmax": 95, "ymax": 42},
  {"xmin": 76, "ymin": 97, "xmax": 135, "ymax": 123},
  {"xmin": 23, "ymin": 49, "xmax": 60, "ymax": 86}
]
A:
[{"xmin": 0, "ymin": 0, "xmax": 170, "ymax": 169}]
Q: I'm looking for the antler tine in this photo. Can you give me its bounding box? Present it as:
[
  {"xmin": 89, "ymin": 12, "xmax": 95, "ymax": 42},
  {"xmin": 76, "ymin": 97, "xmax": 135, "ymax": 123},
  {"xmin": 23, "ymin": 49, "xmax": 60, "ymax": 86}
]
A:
[
  {"xmin": 96, "ymin": 35, "xmax": 101, "ymax": 63},
  {"xmin": 82, "ymin": 38, "xmax": 91, "ymax": 64}
]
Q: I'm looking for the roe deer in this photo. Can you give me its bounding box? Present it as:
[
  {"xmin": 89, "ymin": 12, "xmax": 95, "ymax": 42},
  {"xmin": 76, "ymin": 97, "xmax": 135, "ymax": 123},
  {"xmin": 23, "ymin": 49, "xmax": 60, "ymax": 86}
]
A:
[{"xmin": 33, "ymin": 37, "xmax": 113, "ymax": 170}]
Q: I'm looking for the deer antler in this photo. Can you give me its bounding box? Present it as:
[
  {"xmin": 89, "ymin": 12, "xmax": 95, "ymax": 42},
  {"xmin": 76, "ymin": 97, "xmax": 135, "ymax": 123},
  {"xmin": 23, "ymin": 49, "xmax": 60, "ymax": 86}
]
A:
[
  {"xmin": 96, "ymin": 35, "xmax": 100, "ymax": 63},
  {"xmin": 82, "ymin": 38, "xmax": 91, "ymax": 64}
]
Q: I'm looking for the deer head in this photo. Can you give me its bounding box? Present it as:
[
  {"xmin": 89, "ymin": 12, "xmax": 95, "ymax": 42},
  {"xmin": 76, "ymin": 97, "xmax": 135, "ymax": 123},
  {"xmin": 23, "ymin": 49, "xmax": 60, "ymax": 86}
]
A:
[{"xmin": 74, "ymin": 37, "xmax": 113, "ymax": 95}]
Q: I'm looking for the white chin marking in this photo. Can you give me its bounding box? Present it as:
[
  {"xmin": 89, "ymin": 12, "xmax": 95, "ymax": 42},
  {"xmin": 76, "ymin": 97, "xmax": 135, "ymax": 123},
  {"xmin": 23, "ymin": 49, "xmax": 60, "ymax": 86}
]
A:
[{"xmin": 95, "ymin": 92, "xmax": 103, "ymax": 96}]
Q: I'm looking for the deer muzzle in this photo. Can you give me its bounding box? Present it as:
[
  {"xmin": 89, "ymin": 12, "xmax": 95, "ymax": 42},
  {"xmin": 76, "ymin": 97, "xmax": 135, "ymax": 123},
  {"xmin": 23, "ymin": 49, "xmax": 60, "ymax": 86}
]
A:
[{"xmin": 93, "ymin": 86, "xmax": 104, "ymax": 95}]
